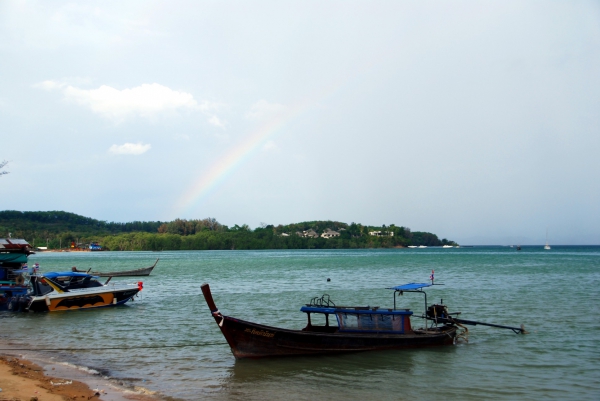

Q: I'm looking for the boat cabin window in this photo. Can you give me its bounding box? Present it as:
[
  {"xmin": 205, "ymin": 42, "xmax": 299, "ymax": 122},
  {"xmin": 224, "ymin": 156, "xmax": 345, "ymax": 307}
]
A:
[
  {"xmin": 309, "ymin": 312, "xmax": 330, "ymax": 326},
  {"xmin": 336, "ymin": 311, "xmax": 411, "ymax": 333},
  {"xmin": 65, "ymin": 276, "xmax": 102, "ymax": 289}
]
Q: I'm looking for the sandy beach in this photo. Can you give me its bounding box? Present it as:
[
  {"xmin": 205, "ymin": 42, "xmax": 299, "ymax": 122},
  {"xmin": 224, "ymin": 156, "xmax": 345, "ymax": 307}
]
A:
[
  {"xmin": 0, "ymin": 355, "xmax": 96, "ymax": 400},
  {"xmin": 0, "ymin": 352, "xmax": 160, "ymax": 401}
]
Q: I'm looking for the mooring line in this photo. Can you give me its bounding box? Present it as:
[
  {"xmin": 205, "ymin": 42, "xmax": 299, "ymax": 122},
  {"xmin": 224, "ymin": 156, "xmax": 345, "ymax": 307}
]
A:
[{"xmin": 0, "ymin": 342, "xmax": 228, "ymax": 351}]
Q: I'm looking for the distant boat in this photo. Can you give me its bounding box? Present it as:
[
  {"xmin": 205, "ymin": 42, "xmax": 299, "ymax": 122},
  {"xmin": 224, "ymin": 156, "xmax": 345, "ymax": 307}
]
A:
[
  {"xmin": 408, "ymin": 246, "xmax": 417, "ymax": 248},
  {"xmin": 90, "ymin": 259, "xmax": 159, "ymax": 277},
  {"xmin": 516, "ymin": 245, "xmax": 521, "ymax": 251},
  {"xmin": 544, "ymin": 229, "xmax": 551, "ymax": 250},
  {"xmin": 89, "ymin": 242, "xmax": 103, "ymax": 251},
  {"xmin": 418, "ymin": 245, "xmax": 427, "ymax": 248},
  {"xmin": 442, "ymin": 245, "xmax": 453, "ymax": 248}
]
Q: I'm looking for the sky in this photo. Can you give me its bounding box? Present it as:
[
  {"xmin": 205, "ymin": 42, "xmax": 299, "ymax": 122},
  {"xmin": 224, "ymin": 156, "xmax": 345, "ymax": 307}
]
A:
[{"xmin": 1, "ymin": 1, "xmax": 599, "ymax": 245}]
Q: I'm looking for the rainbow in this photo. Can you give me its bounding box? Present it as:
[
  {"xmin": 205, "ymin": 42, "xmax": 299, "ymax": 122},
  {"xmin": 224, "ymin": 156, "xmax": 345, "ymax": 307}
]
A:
[
  {"xmin": 171, "ymin": 64, "xmax": 374, "ymax": 219},
  {"xmin": 174, "ymin": 108, "xmax": 293, "ymax": 216},
  {"xmin": 172, "ymin": 99, "xmax": 309, "ymax": 218}
]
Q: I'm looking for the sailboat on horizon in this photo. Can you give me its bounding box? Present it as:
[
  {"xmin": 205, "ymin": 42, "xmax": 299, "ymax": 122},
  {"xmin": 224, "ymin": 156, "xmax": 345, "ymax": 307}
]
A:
[{"xmin": 544, "ymin": 228, "xmax": 551, "ymax": 250}]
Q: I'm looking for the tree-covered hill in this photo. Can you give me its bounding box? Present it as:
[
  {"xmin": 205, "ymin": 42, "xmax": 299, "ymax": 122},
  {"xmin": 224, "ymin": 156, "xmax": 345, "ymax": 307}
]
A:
[
  {"xmin": 0, "ymin": 210, "xmax": 457, "ymax": 250},
  {"xmin": 0, "ymin": 210, "xmax": 163, "ymax": 236}
]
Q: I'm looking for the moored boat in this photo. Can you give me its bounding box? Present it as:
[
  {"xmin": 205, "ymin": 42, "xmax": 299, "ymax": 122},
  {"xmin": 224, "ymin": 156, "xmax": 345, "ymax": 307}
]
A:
[
  {"xmin": 90, "ymin": 259, "xmax": 158, "ymax": 277},
  {"xmin": 0, "ymin": 238, "xmax": 34, "ymax": 311},
  {"xmin": 202, "ymin": 282, "xmax": 461, "ymax": 359},
  {"xmin": 26, "ymin": 271, "xmax": 142, "ymax": 312},
  {"xmin": 89, "ymin": 242, "xmax": 103, "ymax": 251}
]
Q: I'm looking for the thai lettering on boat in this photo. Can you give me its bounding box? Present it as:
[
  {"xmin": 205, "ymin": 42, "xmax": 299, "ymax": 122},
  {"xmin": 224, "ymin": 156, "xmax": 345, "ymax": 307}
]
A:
[{"xmin": 244, "ymin": 328, "xmax": 275, "ymax": 338}]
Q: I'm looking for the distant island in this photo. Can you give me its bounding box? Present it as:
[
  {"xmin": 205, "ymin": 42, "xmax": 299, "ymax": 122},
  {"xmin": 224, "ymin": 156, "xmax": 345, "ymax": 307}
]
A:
[{"xmin": 0, "ymin": 210, "xmax": 458, "ymax": 251}]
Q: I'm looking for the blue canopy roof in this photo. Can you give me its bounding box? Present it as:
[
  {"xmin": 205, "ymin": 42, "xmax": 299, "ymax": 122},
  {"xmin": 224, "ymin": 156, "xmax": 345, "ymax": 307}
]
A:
[
  {"xmin": 43, "ymin": 271, "xmax": 98, "ymax": 279},
  {"xmin": 388, "ymin": 283, "xmax": 432, "ymax": 291}
]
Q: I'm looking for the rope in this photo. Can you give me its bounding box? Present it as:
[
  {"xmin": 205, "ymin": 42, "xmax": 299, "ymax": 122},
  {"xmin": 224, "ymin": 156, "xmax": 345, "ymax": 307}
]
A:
[
  {"xmin": 0, "ymin": 342, "xmax": 228, "ymax": 352},
  {"xmin": 448, "ymin": 316, "xmax": 469, "ymax": 343}
]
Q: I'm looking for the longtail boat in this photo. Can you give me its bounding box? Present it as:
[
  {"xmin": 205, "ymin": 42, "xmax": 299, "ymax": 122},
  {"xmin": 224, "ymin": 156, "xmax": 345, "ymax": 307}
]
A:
[
  {"xmin": 90, "ymin": 259, "xmax": 158, "ymax": 277},
  {"xmin": 202, "ymin": 282, "xmax": 460, "ymax": 358},
  {"xmin": 202, "ymin": 281, "xmax": 526, "ymax": 358}
]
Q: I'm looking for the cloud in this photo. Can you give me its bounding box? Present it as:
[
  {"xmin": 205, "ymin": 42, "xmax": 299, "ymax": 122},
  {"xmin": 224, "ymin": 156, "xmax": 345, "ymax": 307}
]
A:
[
  {"xmin": 108, "ymin": 142, "xmax": 151, "ymax": 155},
  {"xmin": 65, "ymin": 83, "xmax": 197, "ymax": 119},
  {"xmin": 36, "ymin": 81, "xmax": 225, "ymax": 124},
  {"xmin": 246, "ymin": 99, "xmax": 286, "ymax": 120},
  {"xmin": 208, "ymin": 115, "xmax": 226, "ymax": 128}
]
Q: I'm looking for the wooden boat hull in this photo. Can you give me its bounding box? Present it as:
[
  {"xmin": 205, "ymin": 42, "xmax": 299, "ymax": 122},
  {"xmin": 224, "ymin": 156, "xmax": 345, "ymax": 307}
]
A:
[
  {"xmin": 91, "ymin": 259, "xmax": 158, "ymax": 277},
  {"xmin": 201, "ymin": 283, "xmax": 457, "ymax": 359},
  {"xmin": 216, "ymin": 315, "xmax": 457, "ymax": 358}
]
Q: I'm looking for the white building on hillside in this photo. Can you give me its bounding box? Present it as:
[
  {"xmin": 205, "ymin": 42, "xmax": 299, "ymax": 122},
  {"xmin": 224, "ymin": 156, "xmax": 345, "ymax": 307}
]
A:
[
  {"xmin": 321, "ymin": 228, "xmax": 340, "ymax": 239},
  {"xmin": 369, "ymin": 231, "xmax": 394, "ymax": 237}
]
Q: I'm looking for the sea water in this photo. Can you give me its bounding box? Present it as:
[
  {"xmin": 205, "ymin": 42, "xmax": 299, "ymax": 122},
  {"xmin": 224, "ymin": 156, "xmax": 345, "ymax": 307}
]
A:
[{"xmin": 1, "ymin": 247, "xmax": 599, "ymax": 400}]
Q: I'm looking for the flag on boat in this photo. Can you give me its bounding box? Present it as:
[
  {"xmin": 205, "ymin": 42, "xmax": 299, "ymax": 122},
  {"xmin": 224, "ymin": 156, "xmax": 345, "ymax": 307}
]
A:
[{"xmin": 430, "ymin": 270, "xmax": 434, "ymax": 281}]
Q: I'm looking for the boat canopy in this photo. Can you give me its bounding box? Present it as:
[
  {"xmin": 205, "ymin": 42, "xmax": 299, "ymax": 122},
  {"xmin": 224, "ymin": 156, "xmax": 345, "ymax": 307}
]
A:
[
  {"xmin": 0, "ymin": 253, "xmax": 28, "ymax": 263},
  {"xmin": 388, "ymin": 283, "xmax": 432, "ymax": 291},
  {"xmin": 43, "ymin": 272, "xmax": 98, "ymax": 279}
]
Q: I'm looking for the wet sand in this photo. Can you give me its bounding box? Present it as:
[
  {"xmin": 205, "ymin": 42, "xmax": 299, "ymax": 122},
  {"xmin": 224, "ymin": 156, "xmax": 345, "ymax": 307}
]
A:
[
  {"xmin": 0, "ymin": 355, "xmax": 96, "ymax": 400},
  {"xmin": 0, "ymin": 351, "xmax": 160, "ymax": 401}
]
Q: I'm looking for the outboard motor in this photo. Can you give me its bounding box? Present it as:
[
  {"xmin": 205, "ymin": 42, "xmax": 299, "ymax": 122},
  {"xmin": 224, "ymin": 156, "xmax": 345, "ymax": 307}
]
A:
[
  {"xmin": 427, "ymin": 304, "xmax": 449, "ymax": 321},
  {"xmin": 7, "ymin": 295, "xmax": 30, "ymax": 312},
  {"xmin": 17, "ymin": 295, "xmax": 30, "ymax": 312}
]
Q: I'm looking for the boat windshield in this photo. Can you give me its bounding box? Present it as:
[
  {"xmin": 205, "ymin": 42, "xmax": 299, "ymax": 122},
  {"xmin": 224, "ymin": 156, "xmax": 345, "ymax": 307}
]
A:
[{"xmin": 336, "ymin": 310, "xmax": 411, "ymax": 333}]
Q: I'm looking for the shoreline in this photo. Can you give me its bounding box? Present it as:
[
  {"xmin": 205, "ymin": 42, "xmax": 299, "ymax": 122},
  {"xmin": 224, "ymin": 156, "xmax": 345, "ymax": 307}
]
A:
[
  {"xmin": 0, "ymin": 355, "xmax": 98, "ymax": 401},
  {"xmin": 0, "ymin": 346, "xmax": 162, "ymax": 401}
]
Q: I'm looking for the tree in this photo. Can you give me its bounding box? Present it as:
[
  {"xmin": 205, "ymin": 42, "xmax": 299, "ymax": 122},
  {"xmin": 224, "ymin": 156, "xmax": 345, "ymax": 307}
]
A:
[{"xmin": 0, "ymin": 160, "xmax": 8, "ymax": 176}]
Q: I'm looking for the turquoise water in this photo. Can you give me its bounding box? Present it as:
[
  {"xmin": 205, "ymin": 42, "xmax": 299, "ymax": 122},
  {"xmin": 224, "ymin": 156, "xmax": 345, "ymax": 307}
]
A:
[{"xmin": 1, "ymin": 247, "xmax": 599, "ymax": 400}]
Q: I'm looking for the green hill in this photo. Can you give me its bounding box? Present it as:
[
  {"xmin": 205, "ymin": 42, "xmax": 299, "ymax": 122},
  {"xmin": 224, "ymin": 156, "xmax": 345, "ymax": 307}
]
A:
[{"xmin": 0, "ymin": 210, "xmax": 457, "ymax": 251}]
